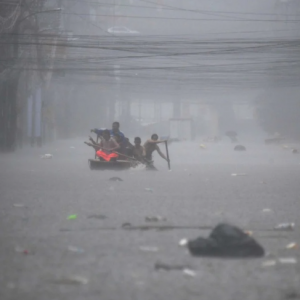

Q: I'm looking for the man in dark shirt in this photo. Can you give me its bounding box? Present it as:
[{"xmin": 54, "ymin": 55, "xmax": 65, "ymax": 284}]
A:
[{"xmin": 91, "ymin": 122, "xmax": 125, "ymax": 143}]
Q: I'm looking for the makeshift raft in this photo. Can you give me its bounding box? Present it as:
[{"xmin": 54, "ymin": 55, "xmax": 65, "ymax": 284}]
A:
[{"xmin": 88, "ymin": 159, "xmax": 131, "ymax": 170}]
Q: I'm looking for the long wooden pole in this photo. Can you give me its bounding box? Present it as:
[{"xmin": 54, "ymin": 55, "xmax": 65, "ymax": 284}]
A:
[{"xmin": 165, "ymin": 141, "xmax": 171, "ymax": 170}]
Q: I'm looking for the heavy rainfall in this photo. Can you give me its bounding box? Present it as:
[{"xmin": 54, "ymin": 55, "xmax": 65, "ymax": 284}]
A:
[{"xmin": 0, "ymin": 0, "xmax": 300, "ymax": 299}]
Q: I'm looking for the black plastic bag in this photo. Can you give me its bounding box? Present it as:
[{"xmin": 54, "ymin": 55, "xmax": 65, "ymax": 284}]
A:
[{"xmin": 188, "ymin": 223, "xmax": 264, "ymax": 258}]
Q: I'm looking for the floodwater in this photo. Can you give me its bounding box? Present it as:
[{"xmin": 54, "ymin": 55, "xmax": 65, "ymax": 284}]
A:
[{"xmin": 0, "ymin": 138, "xmax": 300, "ymax": 300}]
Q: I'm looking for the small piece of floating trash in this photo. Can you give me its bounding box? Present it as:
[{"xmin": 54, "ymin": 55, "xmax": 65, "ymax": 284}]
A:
[
  {"xmin": 68, "ymin": 246, "xmax": 84, "ymax": 253},
  {"xmin": 67, "ymin": 214, "xmax": 77, "ymax": 220},
  {"xmin": 262, "ymin": 208, "xmax": 273, "ymax": 213},
  {"xmin": 15, "ymin": 246, "xmax": 30, "ymax": 254},
  {"xmin": 13, "ymin": 204, "xmax": 25, "ymax": 208},
  {"xmin": 41, "ymin": 154, "xmax": 53, "ymax": 159},
  {"xmin": 109, "ymin": 177, "xmax": 123, "ymax": 182},
  {"xmin": 179, "ymin": 239, "xmax": 188, "ymax": 247},
  {"xmin": 286, "ymin": 242, "xmax": 298, "ymax": 249},
  {"xmin": 231, "ymin": 173, "xmax": 247, "ymax": 176},
  {"xmin": 244, "ymin": 231, "xmax": 253, "ymax": 237},
  {"xmin": 274, "ymin": 223, "xmax": 295, "ymax": 231},
  {"xmin": 154, "ymin": 262, "xmax": 192, "ymax": 271},
  {"xmin": 278, "ymin": 257, "xmax": 297, "ymax": 264},
  {"xmin": 183, "ymin": 269, "xmax": 197, "ymax": 277},
  {"xmin": 121, "ymin": 222, "xmax": 132, "ymax": 228},
  {"xmin": 139, "ymin": 246, "xmax": 159, "ymax": 252},
  {"xmin": 145, "ymin": 216, "xmax": 166, "ymax": 222},
  {"xmin": 200, "ymin": 144, "xmax": 206, "ymax": 149},
  {"xmin": 51, "ymin": 276, "xmax": 88, "ymax": 285},
  {"xmin": 262, "ymin": 260, "xmax": 277, "ymax": 267},
  {"xmin": 145, "ymin": 188, "xmax": 154, "ymax": 193}
]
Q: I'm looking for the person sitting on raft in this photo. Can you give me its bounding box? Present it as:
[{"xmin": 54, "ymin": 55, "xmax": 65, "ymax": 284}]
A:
[
  {"xmin": 91, "ymin": 122, "xmax": 125, "ymax": 144},
  {"xmin": 132, "ymin": 137, "xmax": 145, "ymax": 161},
  {"xmin": 85, "ymin": 129, "xmax": 120, "ymax": 161}
]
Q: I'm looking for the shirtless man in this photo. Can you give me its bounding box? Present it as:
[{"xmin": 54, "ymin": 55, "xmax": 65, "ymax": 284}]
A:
[
  {"xmin": 143, "ymin": 133, "xmax": 169, "ymax": 163},
  {"xmin": 131, "ymin": 137, "xmax": 145, "ymax": 160},
  {"xmin": 85, "ymin": 129, "xmax": 120, "ymax": 161}
]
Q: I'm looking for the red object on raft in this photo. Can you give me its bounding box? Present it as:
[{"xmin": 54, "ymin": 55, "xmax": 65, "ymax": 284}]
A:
[{"xmin": 96, "ymin": 150, "xmax": 118, "ymax": 161}]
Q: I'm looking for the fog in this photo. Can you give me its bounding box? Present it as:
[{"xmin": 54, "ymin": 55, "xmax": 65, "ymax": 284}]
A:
[{"xmin": 1, "ymin": 0, "xmax": 297, "ymax": 146}]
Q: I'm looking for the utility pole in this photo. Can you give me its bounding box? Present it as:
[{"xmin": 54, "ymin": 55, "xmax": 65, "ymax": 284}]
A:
[{"xmin": 173, "ymin": 81, "xmax": 181, "ymax": 118}]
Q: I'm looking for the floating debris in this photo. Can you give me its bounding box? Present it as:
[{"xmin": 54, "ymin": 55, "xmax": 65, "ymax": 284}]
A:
[
  {"xmin": 51, "ymin": 276, "xmax": 88, "ymax": 285},
  {"xmin": 187, "ymin": 223, "xmax": 265, "ymax": 258},
  {"xmin": 68, "ymin": 246, "xmax": 84, "ymax": 253},
  {"xmin": 67, "ymin": 214, "xmax": 77, "ymax": 220},
  {"xmin": 15, "ymin": 247, "xmax": 29, "ymax": 255},
  {"xmin": 41, "ymin": 154, "xmax": 53, "ymax": 159},
  {"xmin": 13, "ymin": 204, "xmax": 25, "ymax": 208},
  {"xmin": 262, "ymin": 208, "xmax": 273, "ymax": 213},
  {"xmin": 231, "ymin": 173, "xmax": 247, "ymax": 177},
  {"xmin": 244, "ymin": 231, "xmax": 253, "ymax": 237},
  {"xmin": 262, "ymin": 260, "xmax": 277, "ymax": 267},
  {"xmin": 183, "ymin": 269, "xmax": 197, "ymax": 277},
  {"xmin": 278, "ymin": 257, "xmax": 297, "ymax": 264},
  {"xmin": 274, "ymin": 223, "xmax": 295, "ymax": 231},
  {"xmin": 145, "ymin": 188, "xmax": 154, "ymax": 193},
  {"xmin": 179, "ymin": 239, "xmax": 188, "ymax": 247},
  {"xmin": 139, "ymin": 246, "xmax": 159, "ymax": 252},
  {"xmin": 145, "ymin": 216, "xmax": 166, "ymax": 222},
  {"xmin": 121, "ymin": 222, "xmax": 132, "ymax": 228},
  {"xmin": 154, "ymin": 262, "xmax": 192, "ymax": 271},
  {"xmin": 286, "ymin": 242, "xmax": 298, "ymax": 250},
  {"xmin": 109, "ymin": 177, "xmax": 123, "ymax": 182}
]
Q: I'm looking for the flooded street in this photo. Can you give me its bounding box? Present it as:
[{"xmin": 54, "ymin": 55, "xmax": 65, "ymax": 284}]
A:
[
  {"xmin": 1, "ymin": 0, "xmax": 300, "ymax": 299},
  {"xmin": 1, "ymin": 139, "xmax": 300, "ymax": 300}
]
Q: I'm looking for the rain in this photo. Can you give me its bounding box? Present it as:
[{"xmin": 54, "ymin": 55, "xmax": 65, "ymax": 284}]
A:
[{"xmin": 1, "ymin": 1, "xmax": 300, "ymax": 299}]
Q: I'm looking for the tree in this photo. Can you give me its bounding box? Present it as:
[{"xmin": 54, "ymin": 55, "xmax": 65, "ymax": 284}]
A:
[{"xmin": 0, "ymin": 0, "xmax": 62, "ymax": 150}]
